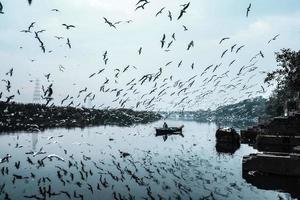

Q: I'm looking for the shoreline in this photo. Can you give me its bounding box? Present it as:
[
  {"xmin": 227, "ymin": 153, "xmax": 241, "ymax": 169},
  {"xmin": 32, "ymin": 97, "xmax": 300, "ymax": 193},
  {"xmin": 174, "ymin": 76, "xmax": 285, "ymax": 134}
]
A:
[{"xmin": 0, "ymin": 101, "xmax": 162, "ymax": 133}]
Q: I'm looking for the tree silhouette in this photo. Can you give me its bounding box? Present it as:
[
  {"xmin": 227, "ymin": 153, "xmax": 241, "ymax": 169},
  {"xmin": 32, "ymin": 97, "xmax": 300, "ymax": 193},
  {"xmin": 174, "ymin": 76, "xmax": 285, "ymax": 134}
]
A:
[{"xmin": 265, "ymin": 49, "xmax": 300, "ymax": 116}]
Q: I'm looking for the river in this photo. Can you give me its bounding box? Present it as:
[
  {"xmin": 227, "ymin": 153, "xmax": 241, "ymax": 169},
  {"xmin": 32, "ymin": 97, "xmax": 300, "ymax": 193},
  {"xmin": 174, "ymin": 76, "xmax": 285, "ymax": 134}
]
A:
[{"xmin": 0, "ymin": 120, "xmax": 296, "ymax": 199}]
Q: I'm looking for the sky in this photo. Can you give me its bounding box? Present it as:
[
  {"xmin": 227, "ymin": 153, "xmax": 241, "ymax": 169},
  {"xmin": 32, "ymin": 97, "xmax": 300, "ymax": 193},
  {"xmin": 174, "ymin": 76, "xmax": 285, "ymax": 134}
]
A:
[{"xmin": 0, "ymin": 0, "xmax": 300, "ymax": 111}]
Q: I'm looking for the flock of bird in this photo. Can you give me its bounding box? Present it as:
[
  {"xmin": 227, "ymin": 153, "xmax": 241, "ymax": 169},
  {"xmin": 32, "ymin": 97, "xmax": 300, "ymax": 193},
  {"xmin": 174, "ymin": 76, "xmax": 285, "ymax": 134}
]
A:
[
  {"xmin": 0, "ymin": 0, "xmax": 283, "ymax": 112},
  {"xmin": 0, "ymin": 2, "xmax": 294, "ymax": 199}
]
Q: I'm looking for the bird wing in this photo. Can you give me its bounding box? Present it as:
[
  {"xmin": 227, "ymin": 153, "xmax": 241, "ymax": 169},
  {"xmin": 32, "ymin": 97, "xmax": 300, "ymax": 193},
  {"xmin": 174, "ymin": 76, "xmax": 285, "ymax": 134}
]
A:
[
  {"xmin": 177, "ymin": 10, "xmax": 184, "ymax": 20},
  {"xmin": 0, "ymin": 2, "xmax": 3, "ymax": 12},
  {"xmin": 221, "ymin": 49, "xmax": 228, "ymax": 58}
]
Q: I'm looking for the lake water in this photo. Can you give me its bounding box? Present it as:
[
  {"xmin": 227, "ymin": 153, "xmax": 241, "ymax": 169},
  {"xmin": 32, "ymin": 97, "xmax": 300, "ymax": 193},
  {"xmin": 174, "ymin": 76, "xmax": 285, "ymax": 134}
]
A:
[{"xmin": 0, "ymin": 120, "xmax": 296, "ymax": 199}]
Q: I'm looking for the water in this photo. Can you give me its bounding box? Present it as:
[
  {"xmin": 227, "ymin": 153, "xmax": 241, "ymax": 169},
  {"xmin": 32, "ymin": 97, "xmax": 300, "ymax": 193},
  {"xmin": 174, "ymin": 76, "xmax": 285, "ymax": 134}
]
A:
[{"xmin": 0, "ymin": 120, "xmax": 295, "ymax": 199}]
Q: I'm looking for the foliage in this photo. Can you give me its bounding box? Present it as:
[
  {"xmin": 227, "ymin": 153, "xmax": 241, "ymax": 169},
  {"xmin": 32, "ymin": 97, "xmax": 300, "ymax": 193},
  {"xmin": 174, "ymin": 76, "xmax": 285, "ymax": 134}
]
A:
[
  {"xmin": 212, "ymin": 96, "xmax": 267, "ymax": 122},
  {"xmin": 265, "ymin": 49, "xmax": 300, "ymax": 116}
]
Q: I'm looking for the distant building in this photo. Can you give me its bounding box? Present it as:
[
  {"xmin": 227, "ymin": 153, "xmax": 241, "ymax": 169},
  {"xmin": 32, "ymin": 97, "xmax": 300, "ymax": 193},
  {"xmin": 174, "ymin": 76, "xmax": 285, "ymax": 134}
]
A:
[{"xmin": 33, "ymin": 78, "xmax": 41, "ymax": 104}]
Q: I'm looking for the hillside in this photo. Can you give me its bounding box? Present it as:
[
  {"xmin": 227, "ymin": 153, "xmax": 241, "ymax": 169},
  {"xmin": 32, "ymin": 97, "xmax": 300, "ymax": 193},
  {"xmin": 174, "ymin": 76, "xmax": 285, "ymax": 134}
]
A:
[{"xmin": 161, "ymin": 97, "xmax": 267, "ymax": 124}]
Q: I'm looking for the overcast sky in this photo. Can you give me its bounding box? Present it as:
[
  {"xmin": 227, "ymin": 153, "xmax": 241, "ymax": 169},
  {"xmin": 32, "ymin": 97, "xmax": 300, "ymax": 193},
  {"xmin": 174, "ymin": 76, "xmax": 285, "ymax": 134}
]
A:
[{"xmin": 0, "ymin": 0, "xmax": 300, "ymax": 111}]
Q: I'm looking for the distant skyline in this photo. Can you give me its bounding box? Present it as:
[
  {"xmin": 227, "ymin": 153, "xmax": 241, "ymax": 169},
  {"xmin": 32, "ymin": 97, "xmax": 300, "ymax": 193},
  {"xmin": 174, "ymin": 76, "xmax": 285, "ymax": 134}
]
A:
[{"xmin": 0, "ymin": 0, "xmax": 300, "ymax": 111}]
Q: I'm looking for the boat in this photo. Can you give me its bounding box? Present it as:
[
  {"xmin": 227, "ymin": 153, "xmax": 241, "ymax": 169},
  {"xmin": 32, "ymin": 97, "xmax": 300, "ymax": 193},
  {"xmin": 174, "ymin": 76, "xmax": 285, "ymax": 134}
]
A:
[
  {"xmin": 243, "ymin": 152, "xmax": 300, "ymax": 176},
  {"xmin": 155, "ymin": 125, "xmax": 184, "ymax": 137},
  {"xmin": 215, "ymin": 127, "xmax": 240, "ymax": 145}
]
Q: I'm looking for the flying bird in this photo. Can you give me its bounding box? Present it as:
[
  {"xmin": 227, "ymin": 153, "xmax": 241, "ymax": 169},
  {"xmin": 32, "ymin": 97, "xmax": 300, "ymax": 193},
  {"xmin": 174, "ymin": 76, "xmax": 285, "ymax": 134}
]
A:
[
  {"xmin": 167, "ymin": 40, "xmax": 173, "ymax": 48},
  {"xmin": 51, "ymin": 8, "xmax": 60, "ymax": 12},
  {"xmin": 268, "ymin": 34, "xmax": 280, "ymax": 44},
  {"xmin": 177, "ymin": 2, "xmax": 190, "ymax": 20},
  {"xmin": 187, "ymin": 40, "xmax": 194, "ymax": 50},
  {"xmin": 28, "ymin": 22, "xmax": 36, "ymax": 31},
  {"xmin": 172, "ymin": 33, "xmax": 176, "ymax": 40},
  {"xmin": 36, "ymin": 29, "xmax": 46, "ymax": 34},
  {"xmin": 59, "ymin": 65, "xmax": 65, "ymax": 72},
  {"xmin": 28, "ymin": 0, "xmax": 32, "ymax": 5},
  {"xmin": 5, "ymin": 95, "xmax": 15, "ymax": 103},
  {"xmin": 246, "ymin": 3, "xmax": 251, "ymax": 17},
  {"xmin": 0, "ymin": 1, "xmax": 4, "ymax": 14},
  {"xmin": 236, "ymin": 45, "xmax": 245, "ymax": 53},
  {"xmin": 44, "ymin": 73, "xmax": 50, "ymax": 81},
  {"xmin": 168, "ymin": 11, "xmax": 172, "ymax": 21},
  {"xmin": 54, "ymin": 36, "xmax": 63, "ymax": 40},
  {"xmin": 66, "ymin": 38, "xmax": 71, "ymax": 48},
  {"xmin": 230, "ymin": 44, "xmax": 237, "ymax": 52},
  {"xmin": 160, "ymin": 34, "xmax": 166, "ymax": 48},
  {"xmin": 219, "ymin": 37, "xmax": 230, "ymax": 44},
  {"xmin": 259, "ymin": 51, "xmax": 264, "ymax": 58},
  {"xmin": 135, "ymin": 0, "xmax": 149, "ymax": 11},
  {"xmin": 5, "ymin": 68, "xmax": 13, "ymax": 76},
  {"xmin": 221, "ymin": 49, "xmax": 228, "ymax": 58},
  {"xmin": 155, "ymin": 7, "xmax": 165, "ymax": 17},
  {"xmin": 103, "ymin": 17, "xmax": 117, "ymax": 29},
  {"xmin": 62, "ymin": 24, "xmax": 75, "ymax": 29},
  {"xmin": 183, "ymin": 25, "xmax": 188, "ymax": 31},
  {"xmin": 229, "ymin": 59, "xmax": 236, "ymax": 67}
]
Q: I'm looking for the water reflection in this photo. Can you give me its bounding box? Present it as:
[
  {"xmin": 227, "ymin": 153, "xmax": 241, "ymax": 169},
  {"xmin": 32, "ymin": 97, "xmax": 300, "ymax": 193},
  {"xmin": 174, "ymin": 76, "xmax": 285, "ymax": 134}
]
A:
[
  {"xmin": 215, "ymin": 142, "xmax": 240, "ymax": 154},
  {"xmin": 243, "ymin": 171, "xmax": 300, "ymax": 199},
  {"xmin": 31, "ymin": 133, "xmax": 38, "ymax": 151},
  {"xmin": 0, "ymin": 120, "xmax": 293, "ymax": 199}
]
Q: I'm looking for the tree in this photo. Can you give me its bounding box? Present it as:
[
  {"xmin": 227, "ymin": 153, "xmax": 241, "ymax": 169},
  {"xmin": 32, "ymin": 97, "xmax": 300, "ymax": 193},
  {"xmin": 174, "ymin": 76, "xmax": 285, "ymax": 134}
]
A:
[{"xmin": 265, "ymin": 49, "xmax": 300, "ymax": 116}]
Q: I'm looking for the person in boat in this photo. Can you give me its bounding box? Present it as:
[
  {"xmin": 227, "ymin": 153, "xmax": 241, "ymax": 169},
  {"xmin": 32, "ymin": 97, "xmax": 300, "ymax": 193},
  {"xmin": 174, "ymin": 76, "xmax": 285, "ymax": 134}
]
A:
[{"xmin": 163, "ymin": 122, "xmax": 168, "ymax": 128}]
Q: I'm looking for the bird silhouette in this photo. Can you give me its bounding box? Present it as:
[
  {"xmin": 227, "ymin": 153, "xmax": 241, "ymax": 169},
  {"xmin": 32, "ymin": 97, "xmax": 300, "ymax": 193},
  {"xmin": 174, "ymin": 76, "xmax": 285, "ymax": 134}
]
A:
[
  {"xmin": 246, "ymin": 3, "xmax": 251, "ymax": 17},
  {"xmin": 160, "ymin": 34, "xmax": 166, "ymax": 48},
  {"xmin": 135, "ymin": 0, "xmax": 149, "ymax": 11},
  {"xmin": 267, "ymin": 34, "xmax": 280, "ymax": 44},
  {"xmin": 219, "ymin": 37, "xmax": 230, "ymax": 44},
  {"xmin": 28, "ymin": 0, "xmax": 32, "ymax": 5},
  {"xmin": 36, "ymin": 29, "xmax": 46, "ymax": 34},
  {"xmin": 0, "ymin": 1, "xmax": 4, "ymax": 14},
  {"xmin": 168, "ymin": 11, "xmax": 172, "ymax": 21},
  {"xmin": 221, "ymin": 49, "xmax": 228, "ymax": 58},
  {"xmin": 5, "ymin": 68, "xmax": 13, "ymax": 76},
  {"xmin": 66, "ymin": 38, "xmax": 71, "ymax": 48},
  {"xmin": 62, "ymin": 24, "xmax": 75, "ymax": 29},
  {"xmin": 230, "ymin": 44, "xmax": 237, "ymax": 52},
  {"xmin": 155, "ymin": 7, "xmax": 165, "ymax": 17},
  {"xmin": 187, "ymin": 40, "xmax": 194, "ymax": 50},
  {"xmin": 178, "ymin": 2, "xmax": 190, "ymax": 20},
  {"xmin": 5, "ymin": 95, "xmax": 14, "ymax": 103},
  {"xmin": 259, "ymin": 51, "xmax": 264, "ymax": 58},
  {"xmin": 103, "ymin": 17, "xmax": 117, "ymax": 29},
  {"xmin": 54, "ymin": 36, "xmax": 63, "ymax": 40},
  {"xmin": 236, "ymin": 45, "xmax": 245, "ymax": 53},
  {"xmin": 171, "ymin": 33, "xmax": 176, "ymax": 40},
  {"xmin": 138, "ymin": 47, "xmax": 142, "ymax": 55}
]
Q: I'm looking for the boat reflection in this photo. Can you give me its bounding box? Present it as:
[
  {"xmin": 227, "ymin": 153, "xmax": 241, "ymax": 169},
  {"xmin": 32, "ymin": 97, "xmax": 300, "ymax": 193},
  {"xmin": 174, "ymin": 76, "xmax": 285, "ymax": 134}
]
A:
[{"xmin": 155, "ymin": 133, "xmax": 184, "ymax": 141}]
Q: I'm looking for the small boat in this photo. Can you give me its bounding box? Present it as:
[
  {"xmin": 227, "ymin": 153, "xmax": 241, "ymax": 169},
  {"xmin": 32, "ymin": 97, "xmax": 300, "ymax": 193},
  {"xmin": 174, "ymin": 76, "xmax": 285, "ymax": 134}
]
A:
[
  {"xmin": 155, "ymin": 125, "xmax": 184, "ymax": 137},
  {"xmin": 215, "ymin": 127, "xmax": 240, "ymax": 145},
  {"xmin": 243, "ymin": 152, "xmax": 300, "ymax": 176}
]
